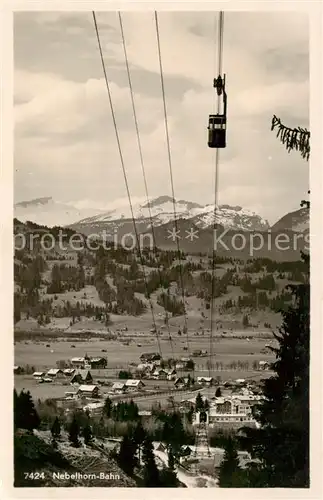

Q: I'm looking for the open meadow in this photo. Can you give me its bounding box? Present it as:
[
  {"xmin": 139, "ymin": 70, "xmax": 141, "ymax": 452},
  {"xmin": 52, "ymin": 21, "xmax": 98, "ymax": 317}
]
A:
[{"xmin": 15, "ymin": 331, "xmax": 275, "ymax": 371}]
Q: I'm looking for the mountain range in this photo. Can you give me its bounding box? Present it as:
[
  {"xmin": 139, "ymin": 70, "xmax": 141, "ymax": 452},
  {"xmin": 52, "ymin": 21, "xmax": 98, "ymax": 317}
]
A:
[
  {"xmin": 14, "ymin": 195, "xmax": 308, "ymax": 234},
  {"xmin": 14, "ymin": 195, "xmax": 309, "ymax": 260}
]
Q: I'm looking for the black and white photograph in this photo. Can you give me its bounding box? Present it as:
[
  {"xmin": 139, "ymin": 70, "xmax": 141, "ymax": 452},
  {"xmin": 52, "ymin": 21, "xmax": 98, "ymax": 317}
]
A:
[{"xmin": 4, "ymin": 3, "xmax": 320, "ymax": 492}]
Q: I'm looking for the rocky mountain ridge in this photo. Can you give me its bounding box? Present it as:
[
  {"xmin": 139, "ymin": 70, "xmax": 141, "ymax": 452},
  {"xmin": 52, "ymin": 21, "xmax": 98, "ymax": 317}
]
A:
[{"xmin": 14, "ymin": 195, "xmax": 309, "ymax": 236}]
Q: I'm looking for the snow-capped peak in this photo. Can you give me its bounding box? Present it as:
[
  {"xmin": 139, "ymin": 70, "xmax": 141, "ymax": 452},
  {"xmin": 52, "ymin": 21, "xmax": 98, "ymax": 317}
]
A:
[{"xmin": 75, "ymin": 196, "xmax": 270, "ymax": 232}]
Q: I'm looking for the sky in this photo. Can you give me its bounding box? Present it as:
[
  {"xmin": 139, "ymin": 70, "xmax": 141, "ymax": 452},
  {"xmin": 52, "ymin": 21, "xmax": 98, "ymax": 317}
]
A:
[{"xmin": 14, "ymin": 11, "xmax": 309, "ymax": 225}]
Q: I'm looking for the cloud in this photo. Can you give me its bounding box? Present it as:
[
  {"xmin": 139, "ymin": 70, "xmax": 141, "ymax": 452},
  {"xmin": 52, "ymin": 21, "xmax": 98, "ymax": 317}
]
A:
[{"xmin": 14, "ymin": 11, "xmax": 309, "ymax": 225}]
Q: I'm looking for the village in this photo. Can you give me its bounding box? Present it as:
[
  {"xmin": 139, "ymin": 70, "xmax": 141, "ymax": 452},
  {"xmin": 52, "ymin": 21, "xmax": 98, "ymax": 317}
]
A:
[{"xmin": 14, "ymin": 349, "xmax": 269, "ymax": 432}]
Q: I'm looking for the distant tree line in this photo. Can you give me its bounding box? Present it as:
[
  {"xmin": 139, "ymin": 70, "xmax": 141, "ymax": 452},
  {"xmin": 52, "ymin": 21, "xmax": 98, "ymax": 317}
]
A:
[{"xmin": 219, "ymin": 289, "xmax": 293, "ymax": 314}]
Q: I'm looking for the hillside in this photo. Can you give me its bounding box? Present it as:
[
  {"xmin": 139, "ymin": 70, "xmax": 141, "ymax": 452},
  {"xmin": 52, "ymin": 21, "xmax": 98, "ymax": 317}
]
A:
[
  {"xmin": 271, "ymin": 207, "xmax": 309, "ymax": 233},
  {"xmin": 13, "ymin": 218, "xmax": 308, "ymax": 334},
  {"xmin": 14, "ymin": 429, "xmax": 137, "ymax": 487}
]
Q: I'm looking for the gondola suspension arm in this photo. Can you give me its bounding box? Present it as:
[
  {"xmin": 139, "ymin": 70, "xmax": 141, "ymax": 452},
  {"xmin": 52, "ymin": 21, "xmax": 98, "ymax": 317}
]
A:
[{"xmin": 208, "ymin": 12, "xmax": 227, "ymax": 149}]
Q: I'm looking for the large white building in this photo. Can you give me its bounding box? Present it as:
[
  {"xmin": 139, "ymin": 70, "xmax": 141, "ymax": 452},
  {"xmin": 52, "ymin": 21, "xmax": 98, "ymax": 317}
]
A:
[{"xmin": 192, "ymin": 393, "xmax": 263, "ymax": 426}]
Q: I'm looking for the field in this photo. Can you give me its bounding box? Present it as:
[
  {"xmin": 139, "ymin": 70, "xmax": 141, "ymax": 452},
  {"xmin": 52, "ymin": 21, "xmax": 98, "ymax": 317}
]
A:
[
  {"xmin": 15, "ymin": 332, "xmax": 275, "ymax": 370},
  {"xmin": 15, "ymin": 329, "xmax": 276, "ymax": 402}
]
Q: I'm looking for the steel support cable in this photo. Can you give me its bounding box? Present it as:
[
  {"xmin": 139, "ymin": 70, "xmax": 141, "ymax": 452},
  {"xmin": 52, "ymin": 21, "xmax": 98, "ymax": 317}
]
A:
[
  {"xmin": 208, "ymin": 11, "xmax": 224, "ymax": 380},
  {"xmin": 154, "ymin": 12, "xmax": 192, "ymax": 376},
  {"xmin": 117, "ymin": 12, "xmax": 176, "ymax": 365},
  {"xmin": 92, "ymin": 11, "xmax": 162, "ymax": 358}
]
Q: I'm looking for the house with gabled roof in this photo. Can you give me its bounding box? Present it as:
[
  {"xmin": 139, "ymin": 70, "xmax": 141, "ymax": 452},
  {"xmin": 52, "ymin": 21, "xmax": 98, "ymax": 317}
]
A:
[
  {"xmin": 83, "ymin": 401, "xmax": 105, "ymax": 415},
  {"xmin": 174, "ymin": 377, "xmax": 190, "ymax": 389},
  {"xmin": 46, "ymin": 368, "xmax": 66, "ymax": 380},
  {"xmin": 77, "ymin": 384, "xmax": 100, "ymax": 398},
  {"xmin": 111, "ymin": 382, "xmax": 126, "ymax": 394},
  {"xmin": 136, "ymin": 362, "xmax": 155, "ymax": 376},
  {"xmin": 90, "ymin": 357, "xmax": 107, "ymax": 369},
  {"xmin": 152, "ymin": 368, "xmax": 168, "ymax": 380},
  {"xmin": 125, "ymin": 379, "xmax": 145, "ymax": 391},
  {"xmin": 197, "ymin": 376, "xmax": 214, "ymax": 387},
  {"xmin": 63, "ymin": 368, "xmax": 76, "ymax": 377},
  {"xmin": 70, "ymin": 369, "xmax": 93, "ymax": 385}
]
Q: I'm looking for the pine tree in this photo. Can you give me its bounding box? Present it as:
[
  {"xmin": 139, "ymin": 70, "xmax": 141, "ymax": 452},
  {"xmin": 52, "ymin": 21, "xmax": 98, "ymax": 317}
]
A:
[
  {"xmin": 14, "ymin": 294, "xmax": 21, "ymax": 323},
  {"xmin": 142, "ymin": 436, "xmax": 160, "ymax": 487},
  {"xmin": 103, "ymin": 396, "xmax": 113, "ymax": 418},
  {"xmin": 186, "ymin": 359, "xmax": 195, "ymax": 371},
  {"xmin": 128, "ymin": 399, "xmax": 139, "ymax": 421},
  {"xmin": 218, "ymin": 438, "xmax": 246, "ymax": 487},
  {"xmin": 68, "ymin": 416, "xmax": 81, "ymax": 448},
  {"xmin": 186, "ymin": 407, "xmax": 193, "ymax": 424},
  {"xmin": 118, "ymin": 434, "xmax": 137, "ymax": 476},
  {"xmin": 159, "ymin": 449, "xmax": 177, "ymax": 487},
  {"xmin": 14, "ymin": 390, "xmax": 40, "ymax": 432},
  {"xmin": 83, "ymin": 424, "xmax": 93, "ymax": 445},
  {"xmin": 195, "ymin": 392, "xmax": 204, "ymax": 411},
  {"xmin": 133, "ymin": 421, "xmax": 146, "ymax": 464},
  {"xmin": 161, "ymin": 412, "xmax": 186, "ymax": 461},
  {"xmin": 242, "ymin": 314, "xmax": 249, "ymax": 328},
  {"xmin": 237, "ymin": 116, "xmax": 310, "ymax": 487},
  {"xmin": 240, "ymin": 280, "xmax": 310, "ymax": 487},
  {"xmin": 49, "ymin": 264, "xmax": 63, "ymax": 294},
  {"xmin": 51, "ymin": 416, "xmax": 61, "ymax": 440}
]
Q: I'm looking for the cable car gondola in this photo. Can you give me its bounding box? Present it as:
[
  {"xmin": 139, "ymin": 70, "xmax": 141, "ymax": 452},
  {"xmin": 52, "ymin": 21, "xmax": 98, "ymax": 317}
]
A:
[{"xmin": 208, "ymin": 74, "xmax": 227, "ymax": 148}]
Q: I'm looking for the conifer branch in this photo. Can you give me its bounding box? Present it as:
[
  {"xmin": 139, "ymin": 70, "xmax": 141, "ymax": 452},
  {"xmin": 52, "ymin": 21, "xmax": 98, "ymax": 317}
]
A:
[{"xmin": 271, "ymin": 115, "xmax": 310, "ymax": 161}]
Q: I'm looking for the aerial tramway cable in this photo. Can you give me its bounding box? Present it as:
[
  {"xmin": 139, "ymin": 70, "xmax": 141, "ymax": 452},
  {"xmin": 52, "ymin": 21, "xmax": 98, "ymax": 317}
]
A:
[
  {"xmin": 154, "ymin": 12, "xmax": 193, "ymax": 371},
  {"xmin": 117, "ymin": 16, "xmax": 176, "ymax": 406},
  {"xmin": 208, "ymin": 11, "xmax": 225, "ymax": 380},
  {"xmin": 195, "ymin": 14, "xmax": 225, "ymax": 457},
  {"xmin": 92, "ymin": 11, "xmax": 163, "ymax": 358},
  {"xmin": 117, "ymin": 12, "xmax": 176, "ymax": 363}
]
